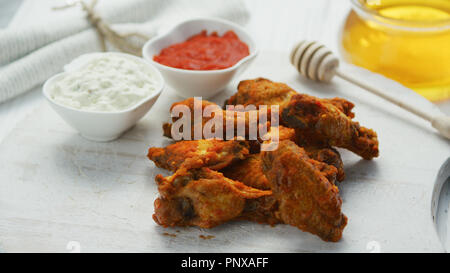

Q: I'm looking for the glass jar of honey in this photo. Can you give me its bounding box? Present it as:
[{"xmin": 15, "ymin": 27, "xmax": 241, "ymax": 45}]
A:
[{"xmin": 341, "ymin": 0, "xmax": 450, "ymax": 101}]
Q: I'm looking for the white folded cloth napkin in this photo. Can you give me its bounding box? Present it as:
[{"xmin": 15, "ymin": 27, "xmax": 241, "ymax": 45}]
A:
[{"xmin": 0, "ymin": 0, "xmax": 249, "ymax": 103}]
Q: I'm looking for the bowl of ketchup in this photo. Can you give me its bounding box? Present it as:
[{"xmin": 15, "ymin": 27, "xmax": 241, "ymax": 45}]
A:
[{"xmin": 143, "ymin": 17, "xmax": 257, "ymax": 99}]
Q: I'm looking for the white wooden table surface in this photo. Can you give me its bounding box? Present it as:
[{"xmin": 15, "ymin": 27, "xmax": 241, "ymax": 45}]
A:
[{"xmin": 0, "ymin": 0, "xmax": 449, "ymax": 252}]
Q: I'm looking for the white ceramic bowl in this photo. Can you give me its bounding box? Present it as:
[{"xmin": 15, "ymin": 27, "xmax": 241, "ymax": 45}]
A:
[
  {"xmin": 142, "ymin": 17, "xmax": 258, "ymax": 99},
  {"xmin": 43, "ymin": 52, "xmax": 164, "ymax": 142}
]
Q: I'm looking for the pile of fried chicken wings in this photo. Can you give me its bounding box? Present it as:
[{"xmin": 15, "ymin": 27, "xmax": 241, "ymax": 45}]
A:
[{"xmin": 147, "ymin": 78, "xmax": 379, "ymax": 242}]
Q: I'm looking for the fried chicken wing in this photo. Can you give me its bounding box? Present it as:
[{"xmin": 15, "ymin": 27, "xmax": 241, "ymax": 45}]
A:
[
  {"xmin": 225, "ymin": 78, "xmax": 379, "ymax": 160},
  {"xmin": 226, "ymin": 78, "xmax": 352, "ymax": 115},
  {"xmin": 226, "ymin": 78, "xmax": 297, "ymax": 108},
  {"xmin": 165, "ymin": 97, "xmax": 270, "ymax": 140},
  {"xmin": 283, "ymin": 94, "xmax": 378, "ymax": 160},
  {"xmin": 153, "ymin": 167, "xmax": 272, "ymax": 228},
  {"xmin": 261, "ymin": 140, "xmax": 347, "ymax": 242},
  {"xmin": 148, "ymin": 140, "xmax": 249, "ymax": 171}
]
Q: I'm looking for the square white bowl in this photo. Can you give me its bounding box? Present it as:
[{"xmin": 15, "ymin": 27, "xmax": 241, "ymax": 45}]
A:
[
  {"xmin": 43, "ymin": 52, "xmax": 164, "ymax": 142},
  {"xmin": 142, "ymin": 17, "xmax": 258, "ymax": 99}
]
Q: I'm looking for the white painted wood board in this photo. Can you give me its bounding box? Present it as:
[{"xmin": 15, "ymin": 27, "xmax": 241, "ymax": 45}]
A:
[{"xmin": 0, "ymin": 51, "xmax": 448, "ymax": 252}]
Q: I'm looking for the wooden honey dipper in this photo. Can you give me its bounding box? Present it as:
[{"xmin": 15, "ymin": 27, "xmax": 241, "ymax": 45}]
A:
[{"xmin": 290, "ymin": 40, "xmax": 450, "ymax": 140}]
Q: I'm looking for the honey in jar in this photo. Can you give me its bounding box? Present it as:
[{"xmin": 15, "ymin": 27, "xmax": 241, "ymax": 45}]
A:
[{"xmin": 341, "ymin": 0, "xmax": 450, "ymax": 101}]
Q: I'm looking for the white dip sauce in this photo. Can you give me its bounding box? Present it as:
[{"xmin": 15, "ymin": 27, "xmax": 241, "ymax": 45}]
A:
[{"xmin": 49, "ymin": 53, "xmax": 160, "ymax": 112}]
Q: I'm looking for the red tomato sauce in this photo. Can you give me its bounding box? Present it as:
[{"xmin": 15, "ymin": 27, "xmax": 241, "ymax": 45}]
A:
[{"xmin": 153, "ymin": 30, "xmax": 250, "ymax": 70}]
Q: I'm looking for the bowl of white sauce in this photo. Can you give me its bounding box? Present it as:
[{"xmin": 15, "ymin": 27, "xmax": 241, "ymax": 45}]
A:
[{"xmin": 43, "ymin": 52, "xmax": 164, "ymax": 141}]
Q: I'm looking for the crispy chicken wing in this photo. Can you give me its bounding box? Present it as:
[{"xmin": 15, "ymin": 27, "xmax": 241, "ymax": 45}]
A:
[
  {"xmin": 226, "ymin": 78, "xmax": 296, "ymax": 108},
  {"xmin": 225, "ymin": 78, "xmax": 379, "ymax": 159},
  {"xmin": 226, "ymin": 78, "xmax": 353, "ymax": 116},
  {"xmin": 165, "ymin": 97, "xmax": 270, "ymax": 140},
  {"xmin": 148, "ymin": 140, "xmax": 249, "ymax": 171},
  {"xmin": 261, "ymin": 140, "xmax": 347, "ymax": 242},
  {"xmin": 283, "ymin": 94, "xmax": 378, "ymax": 160},
  {"xmin": 153, "ymin": 167, "xmax": 272, "ymax": 228}
]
